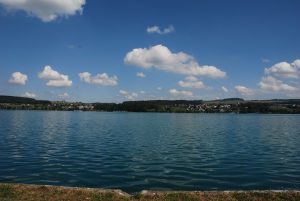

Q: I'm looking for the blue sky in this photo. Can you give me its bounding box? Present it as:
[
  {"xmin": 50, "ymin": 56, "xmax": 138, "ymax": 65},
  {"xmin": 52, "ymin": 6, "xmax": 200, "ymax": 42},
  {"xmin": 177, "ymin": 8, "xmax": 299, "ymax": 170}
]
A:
[{"xmin": 0, "ymin": 0, "xmax": 299, "ymax": 102}]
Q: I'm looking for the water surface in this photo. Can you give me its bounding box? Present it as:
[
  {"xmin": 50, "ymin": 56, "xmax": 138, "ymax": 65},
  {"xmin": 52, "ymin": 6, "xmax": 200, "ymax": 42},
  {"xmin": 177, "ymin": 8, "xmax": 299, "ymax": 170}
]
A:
[{"xmin": 0, "ymin": 110, "xmax": 299, "ymax": 192}]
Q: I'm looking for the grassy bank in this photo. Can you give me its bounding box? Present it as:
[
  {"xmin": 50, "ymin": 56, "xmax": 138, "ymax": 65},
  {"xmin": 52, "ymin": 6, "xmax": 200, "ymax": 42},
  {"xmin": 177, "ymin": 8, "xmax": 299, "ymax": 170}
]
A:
[{"xmin": 0, "ymin": 183, "xmax": 299, "ymax": 201}]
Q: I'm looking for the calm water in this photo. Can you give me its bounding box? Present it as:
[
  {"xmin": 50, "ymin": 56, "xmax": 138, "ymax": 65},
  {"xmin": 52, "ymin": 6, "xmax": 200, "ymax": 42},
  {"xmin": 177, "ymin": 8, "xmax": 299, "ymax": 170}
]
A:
[{"xmin": 0, "ymin": 110, "xmax": 299, "ymax": 193}]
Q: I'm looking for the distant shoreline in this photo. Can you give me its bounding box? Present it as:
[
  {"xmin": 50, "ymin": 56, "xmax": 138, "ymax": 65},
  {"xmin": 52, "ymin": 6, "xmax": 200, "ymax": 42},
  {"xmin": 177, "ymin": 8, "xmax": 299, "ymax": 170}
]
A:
[
  {"xmin": 1, "ymin": 109, "xmax": 300, "ymax": 115},
  {"xmin": 1, "ymin": 95, "xmax": 300, "ymax": 114},
  {"xmin": 0, "ymin": 183, "xmax": 300, "ymax": 201}
]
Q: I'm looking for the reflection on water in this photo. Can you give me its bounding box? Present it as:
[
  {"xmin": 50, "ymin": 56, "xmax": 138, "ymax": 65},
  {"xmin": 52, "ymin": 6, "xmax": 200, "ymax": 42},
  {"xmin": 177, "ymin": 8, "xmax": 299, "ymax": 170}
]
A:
[{"xmin": 0, "ymin": 111, "xmax": 300, "ymax": 192}]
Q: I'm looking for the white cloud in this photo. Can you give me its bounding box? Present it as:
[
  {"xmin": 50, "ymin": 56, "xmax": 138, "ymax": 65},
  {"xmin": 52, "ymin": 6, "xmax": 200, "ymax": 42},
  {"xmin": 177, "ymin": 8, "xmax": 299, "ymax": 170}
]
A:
[
  {"xmin": 293, "ymin": 59, "xmax": 300, "ymax": 67},
  {"xmin": 136, "ymin": 72, "xmax": 146, "ymax": 78},
  {"xmin": 0, "ymin": 0, "xmax": 86, "ymax": 22},
  {"xmin": 78, "ymin": 72, "xmax": 118, "ymax": 86},
  {"xmin": 119, "ymin": 90, "xmax": 138, "ymax": 100},
  {"xmin": 58, "ymin": 92, "xmax": 69, "ymax": 99},
  {"xmin": 39, "ymin": 65, "xmax": 72, "ymax": 87},
  {"xmin": 23, "ymin": 92, "xmax": 36, "ymax": 98},
  {"xmin": 9, "ymin": 72, "xmax": 28, "ymax": 85},
  {"xmin": 39, "ymin": 65, "xmax": 62, "ymax": 80},
  {"xmin": 258, "ymin": 76, "xmax": 298, "ymax": 92},
  {"xmin": 184, "ymin": 75, "xmax": 198, "ymax": 82},
  {"xmin": 157, "ymin": 87, "xmax": 162, "ymax": 90},
  {"xmin": 235, "ymin": 85, "xmax": 254, "ymax": 96},
  {"xmin": 46, "ymin": 76, "xmax": 72, "ymax": 87},
  {"xmin": 124, "ymin": 44, "xmax": 226, "ymax": 78},
  {"xmin": 146, "ymin": 25, "xmax": 174, "ymax": 34},
  {"xmin": 264, "ymin": 59, "xmax": 300, "ymax": 79},
  {"xmin": 222, "ymin": 86, "xmax": 228, "ymax": 92},
  {"xmin": 178, "ymin": 76, "xmax": 205, "ymax": 89},
  {"xmin": 140, "ymin": 91, "xmax": 145, "ymax": 94},
  {"xmin": 169, "ymin": 88, "xmax": 193, "ymax": 98}
]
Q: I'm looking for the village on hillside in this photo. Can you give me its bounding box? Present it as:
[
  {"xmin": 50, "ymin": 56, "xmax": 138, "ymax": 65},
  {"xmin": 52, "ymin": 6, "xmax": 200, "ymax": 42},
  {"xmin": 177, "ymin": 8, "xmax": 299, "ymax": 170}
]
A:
[{"xmin": 1, "ymin": 96, "xmax": 300, "ymax": 114}]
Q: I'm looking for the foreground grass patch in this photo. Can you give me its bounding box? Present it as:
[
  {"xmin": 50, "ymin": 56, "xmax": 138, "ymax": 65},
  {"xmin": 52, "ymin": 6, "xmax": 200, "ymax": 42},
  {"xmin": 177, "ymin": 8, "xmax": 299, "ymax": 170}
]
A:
[
  {"xmin": 0, "ymin": 183, "xmax": 299, "ymax": 201},
  {"xmin": 0, "ymin": 185, "xmax": 16, "ymax": 199}
]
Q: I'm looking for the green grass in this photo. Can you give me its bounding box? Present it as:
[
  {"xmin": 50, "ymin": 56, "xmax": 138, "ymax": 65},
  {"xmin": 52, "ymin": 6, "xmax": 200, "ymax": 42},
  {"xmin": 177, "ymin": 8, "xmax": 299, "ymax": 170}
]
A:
[
  {"xmin": 0, "ymin": 183, "xmax": 299, "ymax": 201},
  {"xmin": 0, "ymin": 185, "xmax": 17, "ymax": 200}
]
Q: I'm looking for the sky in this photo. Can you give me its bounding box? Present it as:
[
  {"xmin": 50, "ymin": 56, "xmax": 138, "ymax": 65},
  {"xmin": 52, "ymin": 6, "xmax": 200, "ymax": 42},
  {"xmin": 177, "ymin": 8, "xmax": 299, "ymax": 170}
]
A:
[{"xmin": 0, "ymin": 0, "xmax": 299, "ymax": 102}]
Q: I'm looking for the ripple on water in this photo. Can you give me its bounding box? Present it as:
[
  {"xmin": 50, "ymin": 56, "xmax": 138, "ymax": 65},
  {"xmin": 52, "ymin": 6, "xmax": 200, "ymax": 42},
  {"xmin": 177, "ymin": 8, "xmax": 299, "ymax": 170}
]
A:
[{"xmin": 0, "ymin": 111, "xmax": 300, "ymax": 192}]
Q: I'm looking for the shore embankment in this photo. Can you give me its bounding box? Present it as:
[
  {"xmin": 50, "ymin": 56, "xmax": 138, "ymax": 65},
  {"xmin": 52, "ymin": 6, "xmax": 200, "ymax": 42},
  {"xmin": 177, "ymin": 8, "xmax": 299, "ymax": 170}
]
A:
[{"xmin": 1, "ymin": 183, "xmax": 300, "ymax": 201}]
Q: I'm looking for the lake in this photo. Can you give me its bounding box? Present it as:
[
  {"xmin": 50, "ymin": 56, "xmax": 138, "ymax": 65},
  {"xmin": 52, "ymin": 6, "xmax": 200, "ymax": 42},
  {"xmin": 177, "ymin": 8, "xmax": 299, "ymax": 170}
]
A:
[{"xmin": 0, "ymin": 110, "xmax": 299, "ymax": 193}]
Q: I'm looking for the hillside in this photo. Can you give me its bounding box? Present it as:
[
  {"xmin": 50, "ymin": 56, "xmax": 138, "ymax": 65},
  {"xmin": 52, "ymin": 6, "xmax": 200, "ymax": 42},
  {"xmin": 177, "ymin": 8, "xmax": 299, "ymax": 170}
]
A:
[
  {"xmin": 1, "ymin": 95, "xmax": 300, "ymax": 113},
  {"xmin": 0, "ymin": 95, "xmax": 50, "ymax": 104}
]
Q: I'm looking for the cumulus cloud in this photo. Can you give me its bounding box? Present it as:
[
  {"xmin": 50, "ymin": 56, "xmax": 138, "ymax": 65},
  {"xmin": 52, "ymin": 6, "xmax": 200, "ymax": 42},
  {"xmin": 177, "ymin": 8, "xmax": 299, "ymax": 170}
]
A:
[
  {"xmin": 23, "ymin": 92, "xmax": 36, "ymax": 98},
  {"xmin": 184, "ymin": 75, "xmax": 198, "ymax": 82},
  {"xmin": 9, "ymin": 72, "xmax": 28, "ymax": 85},
  {"xmin": 264, "ymin": 59, "xmax": 300, "ymax": 79},
  {"xmin": 178, "ymin": 76, "xmax": 205, "ymax": 89},
  {"xmin": 169, "ymin": 88, "xmax": 193, "ymax": 98},
  {"xmin": 0, "ymin": 0, "xmax": 86, "ymax": 22},
  {"xmin": 147, "ymin": 25, "xmax": 174, "ymax": 34},
  {"xmin": 258, "ymin": 76, "xmax": 298, "ymax": 92},
  {"xmin": 235, "ymin": 85, "xmax": 254, "ymax": 96},
  {"xmin": 136, "ymin": 72, "xmax": 146, "ymax": 78},
  {"xmin": 222, "ymin": 86, "xmax": 228, "ymax": 92},
  {"xmin": 46, "ymin": 78, "xmax": 72, "ymax": 87},
  {"xmin": 39, "ymin": 65, "xmax": 63, "ymax": 80},
  {"xmin": 58, "ymin": 92, "xmax": 69, "ymax": 99},
  {"xmin": 38, "ymin": 66, "xmax": 72, "ymax": 87},
  {"xmin": 119, "ymin": 90, "xmax": 138, "ymax": 100},
  {"xmin": 78, "ymin": 72, "xmax": 118, "ymax": 86},
  {"xmin": 124, "ymin": 44, "xmax": 226, "ymax": 78}
]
